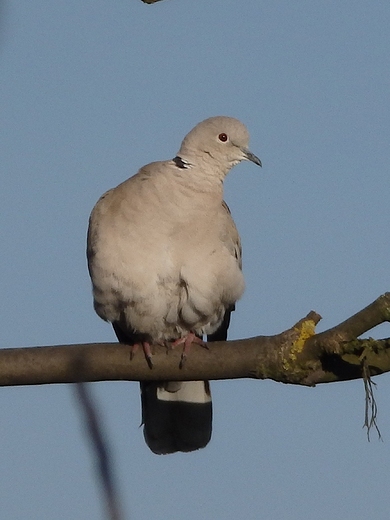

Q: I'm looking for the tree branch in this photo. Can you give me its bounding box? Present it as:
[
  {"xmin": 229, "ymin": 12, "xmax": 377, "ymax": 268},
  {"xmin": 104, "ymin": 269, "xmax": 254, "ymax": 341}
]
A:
[{"xmin": 1, "ymin": 293, "xmax": 389, "ymax": 388}]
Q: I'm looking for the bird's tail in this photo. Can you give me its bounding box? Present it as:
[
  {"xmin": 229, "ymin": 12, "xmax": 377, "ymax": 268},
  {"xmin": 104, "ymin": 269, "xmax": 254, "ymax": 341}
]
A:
[{"xmin": 140, "ymin": 380, "xmax": 212, "ymax": 455}]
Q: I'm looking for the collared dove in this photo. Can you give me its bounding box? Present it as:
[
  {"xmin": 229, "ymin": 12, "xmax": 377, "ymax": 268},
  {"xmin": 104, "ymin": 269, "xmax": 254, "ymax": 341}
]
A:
[{"xmin": 87, "ymin": 116, "xmax": 261, "ymax": 454}]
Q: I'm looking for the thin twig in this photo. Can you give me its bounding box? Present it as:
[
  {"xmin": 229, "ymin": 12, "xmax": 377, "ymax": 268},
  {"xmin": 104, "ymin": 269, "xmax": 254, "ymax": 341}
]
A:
[
  {"xmin": 361, "ymin": 358, "xmax": 382, "ymax": 441},
  {"xmin": 74, "ymin": 383, "xmax": 126, "ymax": 520}
]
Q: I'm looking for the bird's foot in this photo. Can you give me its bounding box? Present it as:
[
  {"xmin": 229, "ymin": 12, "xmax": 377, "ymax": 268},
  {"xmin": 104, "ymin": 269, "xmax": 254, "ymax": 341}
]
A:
[
  {"xmin": 171, "ymin": 332, "xmax": 208, "ymax": 369},
  {"xmin": 130, "ymin": 342, "xmax": 154, "ymax": 369}
]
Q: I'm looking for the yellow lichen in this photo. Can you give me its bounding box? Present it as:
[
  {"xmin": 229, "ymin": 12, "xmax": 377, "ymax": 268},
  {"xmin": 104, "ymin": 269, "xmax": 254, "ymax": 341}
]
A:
[{"xmin": 282, "ymin": 319, "xmax": 317, "ymax": 371}]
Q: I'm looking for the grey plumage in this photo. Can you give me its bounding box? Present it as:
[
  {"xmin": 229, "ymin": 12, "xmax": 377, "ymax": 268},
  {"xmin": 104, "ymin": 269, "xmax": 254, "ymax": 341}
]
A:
[{"xmin": 87, "ymin": 116, "xmax": 261, "ymax": 454}]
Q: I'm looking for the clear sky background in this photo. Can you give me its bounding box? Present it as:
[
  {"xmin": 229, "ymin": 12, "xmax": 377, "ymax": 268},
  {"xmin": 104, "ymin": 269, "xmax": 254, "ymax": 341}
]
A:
[{"xmin": 1, "ymin": 0, "xmax": 390, "ymax": 518}]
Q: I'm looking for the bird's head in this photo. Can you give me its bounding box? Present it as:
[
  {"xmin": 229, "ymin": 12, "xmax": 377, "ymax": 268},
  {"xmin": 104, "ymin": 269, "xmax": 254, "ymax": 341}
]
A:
[{"xmin": 177, "ymin": 116, "xmax": 261, "ymax": 179}]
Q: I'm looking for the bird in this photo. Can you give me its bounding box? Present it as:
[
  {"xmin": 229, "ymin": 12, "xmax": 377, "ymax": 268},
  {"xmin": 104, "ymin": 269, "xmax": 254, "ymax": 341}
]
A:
[{"xmin": 87, "ymin": 116, "xmax": 261, "ymax": 454}]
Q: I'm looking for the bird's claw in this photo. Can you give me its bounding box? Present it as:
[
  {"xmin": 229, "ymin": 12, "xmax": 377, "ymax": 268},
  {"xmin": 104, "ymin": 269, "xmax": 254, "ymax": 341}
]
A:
[
  {"xmin": 130, "ymin": 342, "xmax": 154, "ymax": 369},
  {"xmin": 171, "ymin": 332, "xmax": 208, "ymax": 368}
]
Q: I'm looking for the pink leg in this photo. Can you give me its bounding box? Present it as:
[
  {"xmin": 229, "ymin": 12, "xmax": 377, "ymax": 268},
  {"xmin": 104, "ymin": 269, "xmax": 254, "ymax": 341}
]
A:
[
  {"xmin": 131, "ymin": 342, "xmax": 153, "ymax": 369},
  {"xmin": 171, "ymin": 332, "xmax": 208, "ymax": 368}
]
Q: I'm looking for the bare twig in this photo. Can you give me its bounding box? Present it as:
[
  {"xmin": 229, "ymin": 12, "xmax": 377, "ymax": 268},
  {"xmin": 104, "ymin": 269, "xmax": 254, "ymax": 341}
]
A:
[
  {"xmin": 75, "ymin": 383, "xmax": 125, "ymax": 520},
  {"xmin": 360, "ymin": 355, "xmax": 382, "ymax": 441}
]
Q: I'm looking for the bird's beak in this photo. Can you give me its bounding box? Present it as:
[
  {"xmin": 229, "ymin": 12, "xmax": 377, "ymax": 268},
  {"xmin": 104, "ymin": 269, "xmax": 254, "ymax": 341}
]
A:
[{"xmin": 242, "ymin": 148, "xmax": 262, "ymax": 167}]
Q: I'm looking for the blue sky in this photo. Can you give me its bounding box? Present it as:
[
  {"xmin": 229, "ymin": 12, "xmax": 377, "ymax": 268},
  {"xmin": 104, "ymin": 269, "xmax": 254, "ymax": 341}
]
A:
[{"xmin": 1, "ymin": 0, "xmax": 390, "ymax": 518}]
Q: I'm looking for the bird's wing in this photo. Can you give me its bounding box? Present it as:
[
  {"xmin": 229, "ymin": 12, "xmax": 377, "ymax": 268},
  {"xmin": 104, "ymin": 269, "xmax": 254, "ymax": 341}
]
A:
[{"xmin": 207, "ymin": 201, "xmax": 242, "ymax": 342}]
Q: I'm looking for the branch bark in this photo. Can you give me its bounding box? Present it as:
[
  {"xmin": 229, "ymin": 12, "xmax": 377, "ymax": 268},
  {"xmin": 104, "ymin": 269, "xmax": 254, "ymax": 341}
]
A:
[{"xmin": 1, "ymin": 293, "xmax": 389, "ymax": 388}]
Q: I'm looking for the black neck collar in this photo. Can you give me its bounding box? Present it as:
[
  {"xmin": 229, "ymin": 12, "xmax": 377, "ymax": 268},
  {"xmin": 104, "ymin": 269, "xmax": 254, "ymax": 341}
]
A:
[{"xmin": 172, "ymin": 156, "xmax": 190, "ymax": 169}]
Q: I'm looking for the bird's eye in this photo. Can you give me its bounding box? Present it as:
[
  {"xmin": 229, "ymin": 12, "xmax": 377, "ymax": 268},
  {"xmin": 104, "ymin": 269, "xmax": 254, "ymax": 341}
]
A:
[{"xmin": 218, "ymin": 133, "xmax": 228, "ymax": 142}]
